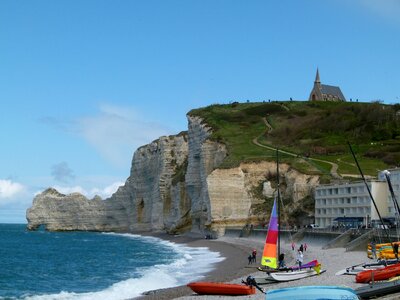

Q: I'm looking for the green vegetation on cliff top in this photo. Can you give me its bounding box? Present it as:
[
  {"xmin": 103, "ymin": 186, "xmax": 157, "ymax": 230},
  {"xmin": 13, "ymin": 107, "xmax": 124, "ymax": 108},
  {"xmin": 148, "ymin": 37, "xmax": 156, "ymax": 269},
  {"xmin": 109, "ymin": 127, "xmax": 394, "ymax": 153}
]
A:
[{"xmin": 188, "ymin": 101, "xmax": 400, "ymax": 177}]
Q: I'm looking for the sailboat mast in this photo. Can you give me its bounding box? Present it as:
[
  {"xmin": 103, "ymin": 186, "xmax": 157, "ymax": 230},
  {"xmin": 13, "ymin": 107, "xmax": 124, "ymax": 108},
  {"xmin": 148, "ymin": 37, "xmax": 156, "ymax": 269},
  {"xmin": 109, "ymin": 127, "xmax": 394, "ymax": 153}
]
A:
[
  {"xmin": 277, "ymin": 148, "xmax": 281, "ymax": 257},
  {"xmin": 348, "ymin": 142, "xmax": 396, "ymax": 257},
  {"xmin": 383, "ymin": 171, "xmax": 400, "ymax": 216}
]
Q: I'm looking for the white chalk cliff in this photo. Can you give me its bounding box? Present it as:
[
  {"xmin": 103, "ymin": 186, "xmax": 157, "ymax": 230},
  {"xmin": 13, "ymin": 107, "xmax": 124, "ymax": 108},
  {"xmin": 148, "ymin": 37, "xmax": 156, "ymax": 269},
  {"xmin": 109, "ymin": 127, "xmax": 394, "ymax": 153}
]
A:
[{"xmin": 27, "ymin": 115, "xmax": 319, "ymax": 236}]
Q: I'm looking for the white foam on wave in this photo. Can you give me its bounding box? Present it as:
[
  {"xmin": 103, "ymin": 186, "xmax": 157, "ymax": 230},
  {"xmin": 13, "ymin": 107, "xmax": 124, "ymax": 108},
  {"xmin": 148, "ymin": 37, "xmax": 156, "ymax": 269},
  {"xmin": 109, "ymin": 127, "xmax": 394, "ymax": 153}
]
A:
[{"xmin": 23, "ymin": 233, "xmax": 225, "ymax": 300}]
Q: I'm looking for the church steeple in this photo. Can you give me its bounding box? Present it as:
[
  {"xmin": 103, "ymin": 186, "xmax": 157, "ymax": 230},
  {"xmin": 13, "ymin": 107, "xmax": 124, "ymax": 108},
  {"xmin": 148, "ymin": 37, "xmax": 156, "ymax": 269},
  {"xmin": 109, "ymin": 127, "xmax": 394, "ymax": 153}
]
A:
[
  {"xmin": 315, "ymin": 68, "xmax": 320, "ymax": 83},
  {"xmin": 309, "ymin": 68, "xmax": 346, "ymax": 102}
]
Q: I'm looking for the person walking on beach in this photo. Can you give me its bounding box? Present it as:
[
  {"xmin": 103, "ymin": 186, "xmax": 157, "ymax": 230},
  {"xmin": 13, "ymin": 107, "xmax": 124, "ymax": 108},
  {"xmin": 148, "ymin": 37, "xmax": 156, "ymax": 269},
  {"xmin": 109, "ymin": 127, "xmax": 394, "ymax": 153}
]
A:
[
  {"xmin": 296, "ymin": 249, "xmax": 303, "ymax": 269},
  {"xmin": 252, "ymin": 249, "xmax": 257, "ymax": 263},
  {"xmin": 248, "ymin": 254, "xmax": 253, "ymax": 264},
  {"xmin": 291, "ymin": 242, "xmax": 295, "ymax": 251},
  {"xmin": 304, "ymin": 243, "xmax": 308, "ymax": 252},
  {"xmin": 299, "ymin": 244, "xmax": 304, "ymax": 252}
]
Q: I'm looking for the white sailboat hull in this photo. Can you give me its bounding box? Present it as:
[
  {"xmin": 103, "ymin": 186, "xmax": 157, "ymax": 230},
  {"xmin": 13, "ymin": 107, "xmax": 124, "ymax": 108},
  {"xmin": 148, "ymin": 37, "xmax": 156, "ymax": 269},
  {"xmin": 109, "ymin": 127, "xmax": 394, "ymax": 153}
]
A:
[
  {"xmin": 335, "ymin": 265, "xmax": 383, "ymax": 276},
  {"xmin": 266, "ymin": 269, "xmax": 326, "ymax": 282}
]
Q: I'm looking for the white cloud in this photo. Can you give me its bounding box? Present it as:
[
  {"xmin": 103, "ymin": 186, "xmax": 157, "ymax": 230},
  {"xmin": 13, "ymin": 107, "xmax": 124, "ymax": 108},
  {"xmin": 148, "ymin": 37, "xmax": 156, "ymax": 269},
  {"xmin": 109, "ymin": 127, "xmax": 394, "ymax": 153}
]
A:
[
  {"xmin": 0, "ymin": 180, "xmax": 31, "ymax": 211},
  {"xmin": 89, "ymin": 181, "xmax": 125, "ymax": 198},
  {"xmin": 53, "ymin": 181, "xmax": 124, "ymax": 199},
  {"xmin": 0, "ymin": 179, "xmax": 26, "ymax": 200},
  {"xmin": 77, "ymin": 104, "xmax": 171, "ymax": 167}
]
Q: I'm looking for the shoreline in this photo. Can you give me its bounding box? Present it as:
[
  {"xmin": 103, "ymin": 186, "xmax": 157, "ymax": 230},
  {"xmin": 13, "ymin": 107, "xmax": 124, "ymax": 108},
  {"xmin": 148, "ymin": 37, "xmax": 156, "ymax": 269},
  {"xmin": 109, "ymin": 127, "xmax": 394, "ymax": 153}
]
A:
[
  {"xmin": 133, "ymin": 232, "xmax": 400, "ymax": 300},
  {"xmin": 133, "ymin": 232, "xmax": 260, "ymax": 300}
]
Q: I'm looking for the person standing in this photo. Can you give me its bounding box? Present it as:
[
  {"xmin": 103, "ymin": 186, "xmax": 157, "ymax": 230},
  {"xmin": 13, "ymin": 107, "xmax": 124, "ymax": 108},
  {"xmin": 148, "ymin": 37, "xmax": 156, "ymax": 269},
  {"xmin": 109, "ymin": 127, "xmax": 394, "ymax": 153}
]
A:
[
  {"xmin": 252, "ymin": 249, "xmax": 257, "ymax": 263},
  {"xmin": 371, "ymin": 241, "xmax": 377, "ymax": 260},
  {"xmin": 304, "ymin": 243, "xmax": 308, "ymax": 252},
  {"xmin": 278, "ymin": 253, "xmax": 285, "ymax": 269},
  {"xmin": 248, "ymin": 254, "xmax": 253, "ymax": 264},
  {"xmin": 291, "ymin": 242, "xmax": 295, "ymax": 251},
  {"xmin": 296, "ymin": 249, "xmax": 304, "ymax": 269},
  {"xmin": 299, "ymin": 244, "xmax": 304, "ymax": 252},
  {"xmin": 394, "ymin": 243, "xmax": 399, "ymax": 260}
]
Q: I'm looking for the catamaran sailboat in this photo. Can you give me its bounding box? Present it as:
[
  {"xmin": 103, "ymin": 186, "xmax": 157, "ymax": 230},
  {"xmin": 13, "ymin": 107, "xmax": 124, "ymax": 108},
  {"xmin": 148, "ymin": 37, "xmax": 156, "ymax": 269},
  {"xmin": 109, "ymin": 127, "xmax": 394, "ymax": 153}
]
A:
[
  {"xmin": 255, "ymin": 198, "xmax": 324, "ymax": 283},
  {"xmin": 255, "ymin": 150, "xmax": 324, "ymax": 283}
]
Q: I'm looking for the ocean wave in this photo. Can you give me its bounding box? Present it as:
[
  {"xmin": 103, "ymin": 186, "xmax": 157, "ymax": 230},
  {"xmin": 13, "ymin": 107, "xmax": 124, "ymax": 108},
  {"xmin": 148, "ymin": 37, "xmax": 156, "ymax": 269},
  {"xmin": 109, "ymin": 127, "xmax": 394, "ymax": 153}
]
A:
[{"xmin": 22, "ymin": 233, "xmax": 225, "ymax": 300}]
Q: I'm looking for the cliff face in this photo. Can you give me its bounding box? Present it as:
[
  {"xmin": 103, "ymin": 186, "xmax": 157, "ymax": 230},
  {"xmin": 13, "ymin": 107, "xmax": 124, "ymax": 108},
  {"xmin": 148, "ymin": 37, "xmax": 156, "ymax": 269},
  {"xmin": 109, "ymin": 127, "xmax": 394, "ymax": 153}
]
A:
[
  {"xmin": 27, "ymin": 134, "xmax": 190, "ymax": 232},
  {"xmin": 206, "ymin": 162, "xmax": 319, "ymax": 235},
  {"xmin": 27, "ymin": 116, "xmax": 319, "ymax": 236}
]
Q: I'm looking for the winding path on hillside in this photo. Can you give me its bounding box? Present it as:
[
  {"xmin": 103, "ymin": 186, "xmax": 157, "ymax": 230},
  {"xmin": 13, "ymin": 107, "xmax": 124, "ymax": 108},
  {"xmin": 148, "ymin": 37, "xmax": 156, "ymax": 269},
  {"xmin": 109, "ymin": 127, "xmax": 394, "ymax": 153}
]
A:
[{"xmin": 252, "ymin": 118, "xmax": 341, "ymax": 179}]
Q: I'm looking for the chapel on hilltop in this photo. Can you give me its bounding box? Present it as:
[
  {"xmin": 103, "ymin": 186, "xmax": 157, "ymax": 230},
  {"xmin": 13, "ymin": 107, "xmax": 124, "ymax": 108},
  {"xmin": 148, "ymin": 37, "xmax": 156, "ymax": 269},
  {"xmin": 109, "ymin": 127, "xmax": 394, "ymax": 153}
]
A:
[{"xmin": 308, "ymin": 69, "xmax": 346, "ymax": 102}]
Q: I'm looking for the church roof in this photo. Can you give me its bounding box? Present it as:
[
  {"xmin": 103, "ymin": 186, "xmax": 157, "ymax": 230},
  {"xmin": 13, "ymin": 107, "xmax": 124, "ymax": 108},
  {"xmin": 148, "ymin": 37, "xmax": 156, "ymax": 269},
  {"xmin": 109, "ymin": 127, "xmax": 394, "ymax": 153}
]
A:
[{"xmin": 321, "ymin": 84, "xmax": 346, "ymax": 101}]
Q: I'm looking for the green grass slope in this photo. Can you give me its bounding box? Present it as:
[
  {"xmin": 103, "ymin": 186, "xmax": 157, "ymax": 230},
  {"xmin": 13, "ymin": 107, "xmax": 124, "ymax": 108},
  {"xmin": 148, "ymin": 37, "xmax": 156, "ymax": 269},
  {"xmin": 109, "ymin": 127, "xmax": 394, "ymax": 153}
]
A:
[{"xmin": 189, "ymin": 101, "xmax": 400, "ymax": 178}]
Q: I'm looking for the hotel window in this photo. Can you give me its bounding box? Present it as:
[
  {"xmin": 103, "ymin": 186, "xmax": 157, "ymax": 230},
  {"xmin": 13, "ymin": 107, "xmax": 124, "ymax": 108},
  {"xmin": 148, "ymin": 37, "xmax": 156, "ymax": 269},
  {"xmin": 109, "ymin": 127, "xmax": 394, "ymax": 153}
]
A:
[{"xmin": 340, "ymin": 208, "xmax": 345, "ymax": 214}]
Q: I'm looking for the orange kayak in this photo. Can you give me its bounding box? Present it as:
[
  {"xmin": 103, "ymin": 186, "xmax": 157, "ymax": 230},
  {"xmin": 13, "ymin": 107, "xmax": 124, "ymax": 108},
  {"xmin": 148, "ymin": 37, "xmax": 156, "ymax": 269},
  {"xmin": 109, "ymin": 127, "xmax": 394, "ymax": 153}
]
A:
[
  {"xmin": 356, "ymin": 263, "xmax": 400, "ymax": 283},
  {"xmin": 187, "ymin": 282, "xmax": 256, "ymax": 295}
]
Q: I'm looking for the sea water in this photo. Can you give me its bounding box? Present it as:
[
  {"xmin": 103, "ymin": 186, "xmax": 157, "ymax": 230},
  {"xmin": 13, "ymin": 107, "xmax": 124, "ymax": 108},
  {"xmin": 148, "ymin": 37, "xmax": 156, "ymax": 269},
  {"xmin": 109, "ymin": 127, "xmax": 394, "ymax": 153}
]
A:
[{"xmin": 0, "ymin": 224, "xmax": 224, "ymax": 300}]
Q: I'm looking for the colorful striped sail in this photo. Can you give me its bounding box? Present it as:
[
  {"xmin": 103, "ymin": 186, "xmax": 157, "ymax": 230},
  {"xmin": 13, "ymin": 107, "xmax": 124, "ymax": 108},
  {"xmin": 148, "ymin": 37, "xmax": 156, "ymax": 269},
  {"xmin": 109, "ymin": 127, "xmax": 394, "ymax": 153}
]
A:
[{"xmin": 261, "ymin": 198, "xmax": 278, "ymax": 268}]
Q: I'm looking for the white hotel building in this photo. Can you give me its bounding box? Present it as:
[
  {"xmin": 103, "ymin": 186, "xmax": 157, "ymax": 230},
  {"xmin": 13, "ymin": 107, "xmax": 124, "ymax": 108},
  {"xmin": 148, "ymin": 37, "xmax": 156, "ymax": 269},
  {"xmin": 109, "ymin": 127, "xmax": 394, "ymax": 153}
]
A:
[{"xmin": 314, "ymin": 168, "xmax": 400, "ymax": 228}]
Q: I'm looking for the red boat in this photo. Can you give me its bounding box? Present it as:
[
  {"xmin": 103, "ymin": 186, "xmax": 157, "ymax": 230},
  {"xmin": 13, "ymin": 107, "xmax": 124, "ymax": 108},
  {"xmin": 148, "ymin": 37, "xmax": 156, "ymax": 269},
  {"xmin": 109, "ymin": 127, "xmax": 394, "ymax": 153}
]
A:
[
  {"xmin": 187, "ymin": 282, "xmax": 256, "ymax": 295},
  {"xmin": 356, "ymin": 263, "xmax": 400, "ymax": 283}
]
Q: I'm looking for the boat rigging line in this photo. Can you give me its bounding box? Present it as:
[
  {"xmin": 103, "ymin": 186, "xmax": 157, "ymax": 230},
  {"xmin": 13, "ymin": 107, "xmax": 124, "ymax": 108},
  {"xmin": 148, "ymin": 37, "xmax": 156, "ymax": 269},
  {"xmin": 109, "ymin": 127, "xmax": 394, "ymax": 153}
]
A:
[{"xmin": 348, "ymin": 142, "xmax": 398, "ymax": 260}]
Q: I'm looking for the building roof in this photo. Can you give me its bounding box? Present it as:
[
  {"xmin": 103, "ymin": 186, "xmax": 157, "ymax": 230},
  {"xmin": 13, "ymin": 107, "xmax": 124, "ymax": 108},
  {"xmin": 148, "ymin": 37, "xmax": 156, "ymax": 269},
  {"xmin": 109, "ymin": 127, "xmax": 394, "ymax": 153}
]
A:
[
  {"xmin": 334, "ymin": 217, "xmax": 363, "ymax": 222},
  {"xmin": 315, "ymin": 68, "xmax": 320, "ymax": 83},
  {"xmin": 321, "ymin": 84, "xmax": 346, "ymax": 101}
]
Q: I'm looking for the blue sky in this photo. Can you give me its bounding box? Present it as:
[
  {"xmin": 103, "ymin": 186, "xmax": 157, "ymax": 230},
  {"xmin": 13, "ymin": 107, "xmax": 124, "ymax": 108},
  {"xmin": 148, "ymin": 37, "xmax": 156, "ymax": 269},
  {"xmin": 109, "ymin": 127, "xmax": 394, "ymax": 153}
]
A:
[{"xmin": 1, "ymin": 0, "xmax": 399, "ymax": 223}]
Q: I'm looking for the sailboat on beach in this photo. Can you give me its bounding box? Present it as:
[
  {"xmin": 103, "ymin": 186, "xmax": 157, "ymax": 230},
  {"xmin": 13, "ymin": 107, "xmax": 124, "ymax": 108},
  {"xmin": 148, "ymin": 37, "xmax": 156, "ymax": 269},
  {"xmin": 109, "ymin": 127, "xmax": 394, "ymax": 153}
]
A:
[
  {"xmin": 256, "ymin": 197, "xmax": 324, "ymax": 283},
  {"xmin": 256, "ymin": 150, "xmax": 324, "ymax": 283}
]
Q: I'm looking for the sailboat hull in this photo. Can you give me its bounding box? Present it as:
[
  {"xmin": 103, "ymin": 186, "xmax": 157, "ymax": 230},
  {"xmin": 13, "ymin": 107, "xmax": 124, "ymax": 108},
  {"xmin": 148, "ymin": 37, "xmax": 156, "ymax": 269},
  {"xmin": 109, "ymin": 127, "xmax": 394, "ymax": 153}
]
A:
[
  {"xmin": 335, "ymin": 265, "xmax": 384, "ymax": 276},
  {"xmin": 269, "ymin": 268, "xmax": 326, "ymax": 282},
  {"xmin": 266, "ymin": 286, "xmax": 358, "ymax": 300},
  {"xmin": 256, "ymin": 269, "xmax": 326, "ymax": 283},
  {"xmin": 356, "ymin": 279, "xmax": 400, "ymax": 299},
  {"xmin": 356, "ymin": 263, "xmax": 400, "ymax": 283}
]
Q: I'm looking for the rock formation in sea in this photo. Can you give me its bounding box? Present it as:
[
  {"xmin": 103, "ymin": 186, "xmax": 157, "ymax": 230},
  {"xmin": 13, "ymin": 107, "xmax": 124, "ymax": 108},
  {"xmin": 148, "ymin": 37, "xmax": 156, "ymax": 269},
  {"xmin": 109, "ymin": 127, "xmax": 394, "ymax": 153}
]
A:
[{"xmin": 27, "ymin": 115, "xmax": 319, "ymax": 236}]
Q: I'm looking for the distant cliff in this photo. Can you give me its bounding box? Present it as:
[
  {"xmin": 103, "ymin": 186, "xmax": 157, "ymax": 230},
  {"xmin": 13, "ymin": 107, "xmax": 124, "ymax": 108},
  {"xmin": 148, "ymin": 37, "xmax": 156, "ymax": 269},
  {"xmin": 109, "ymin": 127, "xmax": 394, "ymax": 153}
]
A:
[{"xmin": 27, "ymin": 115, "xmax": 319, "ymax": 236}]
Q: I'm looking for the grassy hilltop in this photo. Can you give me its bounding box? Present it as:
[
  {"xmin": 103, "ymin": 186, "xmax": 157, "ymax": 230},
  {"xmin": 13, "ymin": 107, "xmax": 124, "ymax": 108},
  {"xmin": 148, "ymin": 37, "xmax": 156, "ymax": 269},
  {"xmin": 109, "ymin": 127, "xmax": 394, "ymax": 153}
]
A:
[{"xmin": 189, "ymin": 100, "xmax": 400, "ymax": 180}]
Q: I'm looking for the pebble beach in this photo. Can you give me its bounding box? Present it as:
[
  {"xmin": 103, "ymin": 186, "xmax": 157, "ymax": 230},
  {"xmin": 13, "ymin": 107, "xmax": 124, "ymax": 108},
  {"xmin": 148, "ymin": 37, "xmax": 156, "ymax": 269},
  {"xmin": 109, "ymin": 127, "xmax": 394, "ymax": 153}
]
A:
[{"xmin": 135, "ymin": 233, "xmax": 400, "ymax": 300}]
